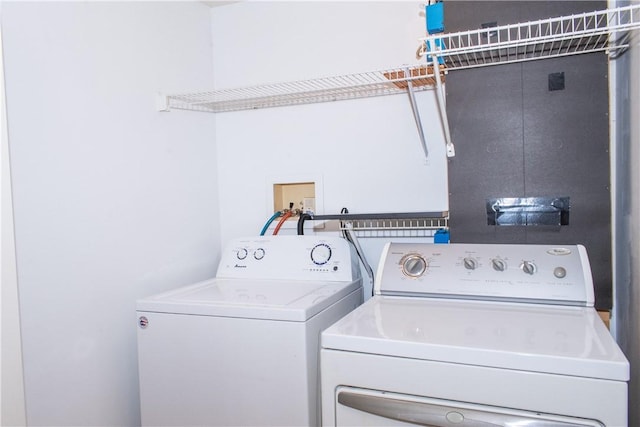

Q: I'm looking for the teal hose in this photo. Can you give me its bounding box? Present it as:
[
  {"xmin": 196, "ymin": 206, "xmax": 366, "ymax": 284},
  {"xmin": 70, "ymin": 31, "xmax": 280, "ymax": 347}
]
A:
[{"xmin": 260, "ymin": 211, "xmax": 282, "ymax": 236}]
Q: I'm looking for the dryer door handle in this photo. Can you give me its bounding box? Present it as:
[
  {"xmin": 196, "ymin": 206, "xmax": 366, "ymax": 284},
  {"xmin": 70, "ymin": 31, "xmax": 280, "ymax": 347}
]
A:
[{"xmin": 337, "ymin": 390, "xmax": 602, "ymax": 427}]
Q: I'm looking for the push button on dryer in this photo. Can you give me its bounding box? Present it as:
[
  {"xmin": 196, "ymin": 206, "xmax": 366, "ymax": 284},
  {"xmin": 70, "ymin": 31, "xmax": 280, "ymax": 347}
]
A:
[
  {"xmin": 445, "ymin": 411, "xmax": 464, "ymax": 424},
  {"xmin": 554, "ymin": 266, "xmax": 567, "ymax": 279}
]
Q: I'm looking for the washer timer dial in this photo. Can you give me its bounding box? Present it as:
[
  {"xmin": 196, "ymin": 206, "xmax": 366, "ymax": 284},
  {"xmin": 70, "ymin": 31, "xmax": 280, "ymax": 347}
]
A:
[
  {"xmin": 311, "ymin": 243, "xmax": 332, "ymax": 265},
  {"xmin": 401, "ymin": 254, "xmax": 428, "ymax": 278}
]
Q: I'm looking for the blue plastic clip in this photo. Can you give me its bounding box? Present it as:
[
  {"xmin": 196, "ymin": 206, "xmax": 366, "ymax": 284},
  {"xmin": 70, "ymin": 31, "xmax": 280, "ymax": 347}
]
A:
[
  {"xmin": 425, "ymin": 38, "xmax": 445, "ymax": 65},
  {"xmin": 426, "ymin": 2, "xmax": 444, "ymax": 34},
  {"xmin": 434, "ymin": 229, "xmax": 450, "ymax": 244}
]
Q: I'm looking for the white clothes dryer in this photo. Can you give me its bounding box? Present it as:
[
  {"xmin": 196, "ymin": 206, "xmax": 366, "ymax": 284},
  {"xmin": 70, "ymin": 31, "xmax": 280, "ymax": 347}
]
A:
[
  {"xmin": 321, "ymin": 243, "xmax": 629, "ymax": 426},
  {"xmin": 137, "ymin": 235, "xmax": 363, "ymax": 427}
]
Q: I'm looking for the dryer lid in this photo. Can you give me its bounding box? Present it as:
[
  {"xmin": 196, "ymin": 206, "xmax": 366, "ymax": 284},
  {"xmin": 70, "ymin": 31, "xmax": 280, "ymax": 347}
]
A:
[
  {"xmin": 321, "ymin": 296, "xmax": 629, "ymax": 382},
  {"xmin": 137, "ymin": 277, "xmax": 362, "ymax": 321}
]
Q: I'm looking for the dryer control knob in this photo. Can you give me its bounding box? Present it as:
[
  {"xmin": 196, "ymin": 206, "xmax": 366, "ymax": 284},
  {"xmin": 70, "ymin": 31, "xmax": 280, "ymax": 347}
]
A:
[
  {"xmin": 401, "ymin": 254, "xmax": 428, "ymax": 278},
  {"xmin": 491, "ymin": 258, "xmax": 507, "ymax": 272},
  {"xmin": 521, "ymin": 260, "xmax": 537, "ymax": 275},
  {"xmin": 463, "ymin": 257, "xmax": 478, "ymax": 270}
]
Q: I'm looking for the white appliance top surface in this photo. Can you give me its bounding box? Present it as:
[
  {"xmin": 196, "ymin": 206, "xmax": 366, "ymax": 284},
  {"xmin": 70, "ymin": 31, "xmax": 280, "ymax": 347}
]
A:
[
  {"xmin": 321, "ymin": 296, "xmax": 629, "ymax": 381},
  {"xmin": 137, "ymin": 235, "xmax": 363, "ymax": 321},
  {"xmin": 137, "ymin": 277, "xmax": 361, "ymax": 321}
]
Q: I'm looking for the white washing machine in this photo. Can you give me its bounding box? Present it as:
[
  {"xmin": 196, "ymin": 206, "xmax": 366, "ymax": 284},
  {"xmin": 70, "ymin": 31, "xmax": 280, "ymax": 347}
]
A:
[
  {"xmin": 321, "ymin": 243, "xmax": 629, "ymax": 426},
  {"xmin": 137, "ymin": 235, "xmax": 363, "ymax": 427}
]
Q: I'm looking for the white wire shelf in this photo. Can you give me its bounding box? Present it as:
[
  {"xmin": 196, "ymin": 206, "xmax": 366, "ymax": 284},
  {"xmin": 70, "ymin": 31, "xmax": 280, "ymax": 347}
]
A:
[
  {"xmin": 341, "ymin": 217, "xmax": 449, "ymax": 238},
  {"xmin": 159, "ymin": 5, "xmax": 640, "ymax": 115},
  {"xmin": 161, "ymin": 65, "xmax": 443, "ymax": 113},
  {"xmin": 424, "ymin": 4, "xmax": 640, "ymax": 71}
]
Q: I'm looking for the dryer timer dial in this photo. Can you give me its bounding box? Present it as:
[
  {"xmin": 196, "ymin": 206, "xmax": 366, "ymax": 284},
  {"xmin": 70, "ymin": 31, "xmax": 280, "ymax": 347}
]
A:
[{"xmin": 401, "ymin": 254, "xmax": 428, "ymax": 278}]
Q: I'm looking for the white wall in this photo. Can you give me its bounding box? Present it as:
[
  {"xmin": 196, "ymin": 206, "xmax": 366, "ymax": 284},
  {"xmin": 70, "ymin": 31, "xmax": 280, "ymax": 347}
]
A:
[
  {"xmin": 1, "ymin": 9, "xmax": 27, "ymax": 423},
  {"xmin": 613, "ymin": 0, "xmax": 640, "ymax": 423},
  {"xmin": 627, "ymin": 34, "xmax": 640, "ymax": 422},
  {"xmin": 210, "ymin": 2, "xmax": 449, "ymax": 252},
  {"xmin": 1, "ymin": 2, "xmax": 219, "ymax": 425}
]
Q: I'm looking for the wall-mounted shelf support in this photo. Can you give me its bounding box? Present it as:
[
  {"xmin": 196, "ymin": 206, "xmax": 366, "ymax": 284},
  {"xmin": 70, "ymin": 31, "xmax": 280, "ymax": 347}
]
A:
[
  {"xmin": 431, "ymin": 54, "xmax": 455, "ymax": 157},
  {"xmin": 405, "ymin": 68, "xmax": 429, "ymax": 159},
  {"xmin": 156, "ymin": 92, "xmax": 170, "ymax": 112}
]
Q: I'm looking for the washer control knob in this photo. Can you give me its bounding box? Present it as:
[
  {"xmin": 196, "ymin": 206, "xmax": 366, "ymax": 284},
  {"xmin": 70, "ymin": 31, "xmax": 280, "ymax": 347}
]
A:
[
  {"xmin": 521, "ymin": 260, "xmax": 537, "ymax": 275},
  {"xmin": 463, "ymin": 257, "xmax": 478, "ymax": 270},
  {"xmin": 401, "ymin": 254, "xmax": 428, "ymax": 278},
  {"xmin": 237, "ymin": 248, "xmax": 248, "ymax": 260},
  {"xmin": 254, "ymin": 248, "xmax": 265, "ymax": 260},
  {"xmin": 554, "ymin": 266, "xmax": 567, "ymax": 279},
  {"xmin": 311, "ymin": 243, "xmax": 332, "ymax": 265},
  {"xmin": 491, "ymin": 258, "xmax": 507, "ymax": 272}
]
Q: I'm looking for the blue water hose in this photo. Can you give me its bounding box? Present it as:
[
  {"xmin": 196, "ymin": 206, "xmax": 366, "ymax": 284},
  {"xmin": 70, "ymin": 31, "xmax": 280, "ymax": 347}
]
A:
[{"xmin": 260, "ymin": 211, "xmax": 282, "ymax": 236}]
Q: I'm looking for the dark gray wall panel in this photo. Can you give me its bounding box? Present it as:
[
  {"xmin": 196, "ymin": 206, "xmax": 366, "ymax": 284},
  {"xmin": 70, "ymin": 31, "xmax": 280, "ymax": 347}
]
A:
[
  {"xmin": 521, "ymin": 54, "xmax": 611, "ymax": 307},
  {"xmin": 519, "ymin": 1, "xmax": 606, "ymax": 22},
  {"xmin": 444, "ymin": 1, "xmax": 611, "ymax": 309},
  {"xmin": 447, "ymin": 64, "xmax": 526, "ymax": 243},
  {"xmin": 442, "ymin": 1, "xmax": 521, "ymax": 33},
  {"xmin": 522, "ymin": 56, "xmax": 609, "ymax": 195}
]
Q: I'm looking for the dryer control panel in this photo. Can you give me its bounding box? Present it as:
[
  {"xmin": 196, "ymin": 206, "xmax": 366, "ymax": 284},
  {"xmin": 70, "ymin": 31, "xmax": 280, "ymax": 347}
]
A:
[
  {"xmin": 216, "ymin": 236, "xmax": 361, "ymax": 282},
  {"xmin": 375, "ymin": 243, "xmax": 593, "ymax": 306}
]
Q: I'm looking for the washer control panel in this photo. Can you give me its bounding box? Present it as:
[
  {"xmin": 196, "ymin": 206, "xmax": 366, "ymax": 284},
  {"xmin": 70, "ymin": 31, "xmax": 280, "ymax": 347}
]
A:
[
  {"xmin": 217, "ymin": 236, "xmax": 360, "ymax": 282},
  {"xmin": 376, "ymin": 243, "xmax": 594, "ymax": 306}
]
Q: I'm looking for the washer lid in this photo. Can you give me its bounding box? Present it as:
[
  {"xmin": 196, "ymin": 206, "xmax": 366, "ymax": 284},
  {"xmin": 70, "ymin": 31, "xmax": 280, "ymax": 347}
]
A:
[
  {"xmin": 321, "ymin": 296, "xmax": 629, "ymax": 382},
  {"xmin": 137, "ymin": 278, "xmax": 362, "ymax": 321}
]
